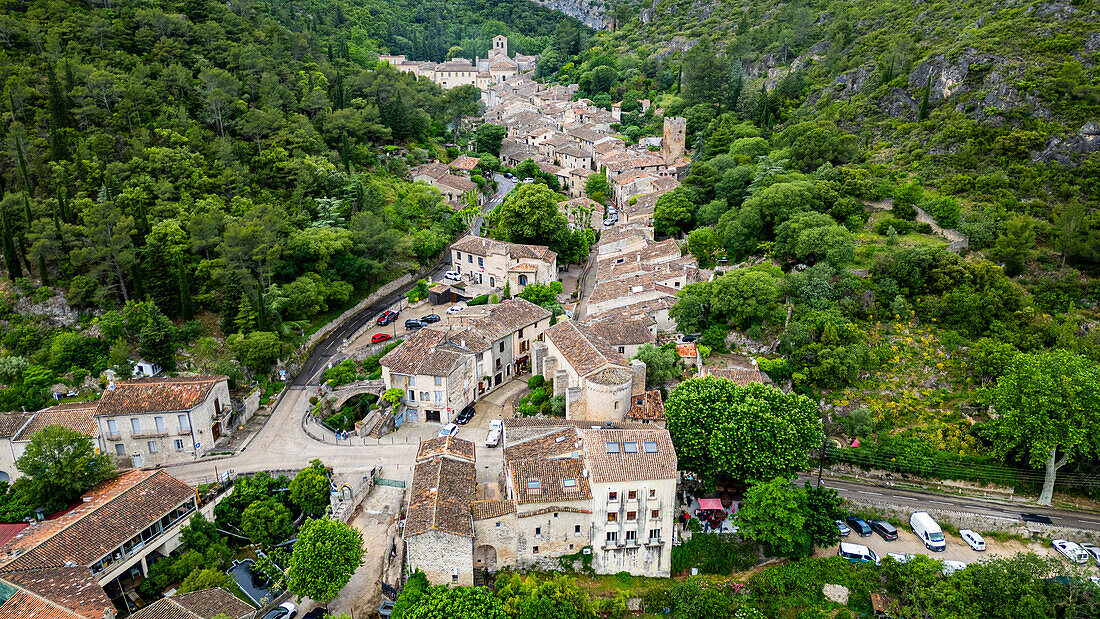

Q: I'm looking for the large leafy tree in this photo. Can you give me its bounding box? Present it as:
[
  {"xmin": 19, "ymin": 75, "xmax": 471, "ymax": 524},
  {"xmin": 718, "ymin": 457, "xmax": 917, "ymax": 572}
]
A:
[
  {"xmin": 287, "ymin": 517, "xmax": 365, "ymax": 604},
  {"xmin": 241, "ymin": 498, "xmax": 294, "ymax": 547},
  {"xmin": 496, "ymin": 572, "xmax": 597, "ymax": 618},
  {"xmin": 16, "ymin": 425, "xmax": 115, "ymax": 513},
  {"xmin": 737, "ymin": 477, "xmax": 811, "ymax": 557},
  {"xmin": 398, "ymin": 583, "xmax": 507, "ymax": 619},
  {"xmin": 989, "ymin": 350, "xmax": 1100, "ymax": 505},
  {"xmin": 632, "ymin": 343, "xmax": 681, "ymax": 388},
  {"xmin": 290, "ymin": 459, "xmax": 331, "ymax": 517},
  {"xmin": 490, "ymin": 183, "xmax": 569, "ymax": 247},
  {"xmin": 664, "ymin": 378, "xmax": 821, "ymax": 485}
]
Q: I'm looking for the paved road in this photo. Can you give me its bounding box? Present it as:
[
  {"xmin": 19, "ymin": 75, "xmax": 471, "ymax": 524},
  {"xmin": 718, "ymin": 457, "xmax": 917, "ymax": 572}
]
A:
[
  {"xmin": 801, "ymin": 474, "xmax": 1100, "ymax": 532},
  {"xmin": 474, "ymin": 173, "xmax": 514, "ymax": 236}
]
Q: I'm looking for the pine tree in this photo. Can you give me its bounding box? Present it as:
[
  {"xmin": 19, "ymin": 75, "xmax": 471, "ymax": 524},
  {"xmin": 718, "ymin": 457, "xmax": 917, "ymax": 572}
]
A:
[
  {"xmin": 0, "ymin": 180, "xmax": 22, "ymax": 280},
  {"xmin": 235, "ymin": 296, "xmax": 258, "ymax": 334},
  {"xmin": 220, "ymin": 273, "xmax": 244, "ymax": 335},
  {"xmin": 140, "ymin": 304, "xmax": 176, "ymax": 370}
]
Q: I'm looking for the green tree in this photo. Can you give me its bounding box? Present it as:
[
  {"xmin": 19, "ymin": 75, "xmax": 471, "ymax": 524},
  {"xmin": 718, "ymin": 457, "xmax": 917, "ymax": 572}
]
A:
[
  {"xmin": 803, "ymin": 482, "xmax": 843, "ymax": 549},
  {"xmin": 178, "ymin": 568, "xmax": 235, "ymax": 594},
  {"xmin": 228, "ymin": 331, "xmax": 281, "ymax": 375},
  {"xmin": 16, "ymin": 425, "xmax": 115, "ymax": 513},
  {"xmin": 633, "ymin": 343, "xmax": 681, "ymax": 388},
  {"xmin": 290, "ymin": 459, "xmax": 331, "ymax": 517},
  {"xmin": 990, "ymin": 350, "xmax": 1100, "ymax": 505},
  {"xmin": 288, "ymin": 517, "xmax": 365, "ymax": 604},
  {"xmin": 654, "ymin": 190, "xmax": 696, "ymax": 238},
  {"xmin": 708, "ymin": 266, "xmax": 783, "ymax": 329},
  {"xmin": 738, "ymin": 477, "xmax": 811, "ymax": 557},
  {"xmin": 241, "ymin": 498, "xmax": 294, "ymax": 547},
  {"xmin": 495, "ymin": 572, "xmax": 597, "ymax": 618},
  {"xmin": 399, "ymin": 584, "xmax": 507, "ymax": 619},
  {"xmin": 139, "ymin": 304, "xmax": 177, "ymax": 370},
  {"xmin": 476, "ymin": 124, "xmax": 507, "ymax": 156},
  {"xmin": 584, "ymin": 170, "xmax": 609, "ymax": 205},
  {"xmin": 491, "ymin": 183, "xmax": 569, "ymax": 247},
  {"xmin": 684, "ymin": 227, "xmax": 721, "ymax": 268},
  {"xmin": 989, "ymin": 216, "xmax": 1038, "ymax": 277},
  {"xmin": 664, "ymin": 378, "xmax": 821, "ymax": 484},
  {"xmin": 180, "ymin": 514, "xmax": 219, "ymax": 553}
]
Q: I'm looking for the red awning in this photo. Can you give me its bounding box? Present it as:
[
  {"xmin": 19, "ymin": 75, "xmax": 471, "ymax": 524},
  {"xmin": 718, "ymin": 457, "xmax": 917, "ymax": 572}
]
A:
[{"xmin": 698, "ymin": 498, "xmax": 724, "ymax": 510}]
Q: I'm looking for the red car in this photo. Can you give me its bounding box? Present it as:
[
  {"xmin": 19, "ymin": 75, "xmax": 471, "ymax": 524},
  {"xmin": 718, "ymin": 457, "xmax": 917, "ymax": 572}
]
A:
[
  {"xmin": 377, "ymin": 310, "xmax": 399, "ymax": 326},
  {"xmin": 371, "ymin": 333, "xmax": 392, "ymax": 344}
]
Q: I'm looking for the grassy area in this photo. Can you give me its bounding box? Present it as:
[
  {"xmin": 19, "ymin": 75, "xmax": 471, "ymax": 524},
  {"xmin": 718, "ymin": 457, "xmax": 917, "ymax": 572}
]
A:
[{"xmin": 260, "ymin": 381, "xmax": 285, "ymax": 406}]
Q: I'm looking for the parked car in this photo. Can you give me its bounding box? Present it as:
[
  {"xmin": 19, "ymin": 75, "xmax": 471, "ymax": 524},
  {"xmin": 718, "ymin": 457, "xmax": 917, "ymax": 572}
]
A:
[
  {"xmin": 421, "ymin": 314, "xmax": 441, "ymax": 323},
  {"xmin": 603, "ymin": 218, "xmax": 616, "ymax": 227},
  {"xmin": 835, "ymin": 519, "xmax": 851, "ymax": 537},
  {"xmin": 844, "ymin": 516, "xmax": 872, "ymax": 537},
  {"xmin": 302, "ymin": 609, "xmax": 328, "ymax": 619},
  {"xmin": 837, "ymin": 541, "xmax": 879, "ymax": 565},
  {"xmin": 910, "ymin": 511, "xmax": 947, "ymax": 551},
  {"xmin": 371, "ymin": 333, "xmax": 392, "ymax": 344},
  {"xmin": 454, "ymin": 404, "xmax": 476, "ymax": 425},
  {"xmin": 942, "ymin": 560, "xmax": 968, "ymax": 576},
  {"xmin": 486, "ymin": 427, "xmax": 501, "ymax": 448},
  {"xmin": 887, "ymin": 552, "xmax": 916, "ymax": 564},
  {"xmin": 447, "ymin": 305, "xmax": 465, "ymax": 314},
  {"xmin": 1080, "ymin": 542, "xmax": 1100, "ymax": 565},
  {"xmin": 439, "ymin": 423, "xmax": 459, "ymax": 437},
  {"xmin": 681, "ymin": 333, "xmax": 700, "ymax": 342},
  {"xmin": 959, "ymin": 529, "xmax": 986, "ymax": 551},
  {"xmin": 1053, "ymin": 539, "xmax": 1090, "ymax": 564},
  {"xmin": 404, "ymin": 319, "xmax": 424, "ymax": 331},
  {"xmin": 444, "ymin": 270, "xmax": 462, "ymax": 281},
  {"xmin": 871, "ymin": 520, "xmax": 898, "ymax": 541},
  {"xmin": 376, "ymin": 310, "xmax": 398, "ymax": 326},
  {"xmin": 262, "ymin": 603, "xmax": 298, "ymax": 619},
  {"xmin": 522, "ymin": 177, "xmax": 535, "ymax": 183}
]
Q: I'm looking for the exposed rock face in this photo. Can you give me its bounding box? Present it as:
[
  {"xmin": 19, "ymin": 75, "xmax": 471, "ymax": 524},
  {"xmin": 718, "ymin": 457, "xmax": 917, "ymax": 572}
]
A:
[
  {"xmin": 1032, "ymin": 122, "xmax": 1100, "ymax": 164},
  {"xmin": 530, "ymin": 0, "xmax": 606, "ymax": 29},
  {"xmin": 14, "ymin": 293, "xmax": 82, "ymax": 327}
]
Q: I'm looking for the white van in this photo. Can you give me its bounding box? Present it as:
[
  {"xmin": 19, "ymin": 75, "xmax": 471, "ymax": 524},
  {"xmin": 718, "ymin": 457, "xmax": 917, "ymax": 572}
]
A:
[
  {"xmin": 838, "ymin": 542, "xmax": 880, "ymax": 565},
  {"xmin": 485, "ymin": 427, "xmax": 501, "ymax": 447},
  {"xmin": 910, "ymin": 511, "xmax": 947, "ymax": 551}
]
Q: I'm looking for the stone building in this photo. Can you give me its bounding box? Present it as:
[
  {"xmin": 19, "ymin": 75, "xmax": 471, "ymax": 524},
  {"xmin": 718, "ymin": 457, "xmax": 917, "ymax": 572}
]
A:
[
  {"xmin": 533, "ymin": 321, "xmax": 646, "ymax": 422},
  {"xmin": 0, "ymin": 402, "xmax": 98, "ymax": 482},
  {"xmin": 449, "ymin": 235, "xmax": 557, "ymax": 292},
  {"xmin": 404, "ymin": 437, "xmax": 476, "ymax": 585},
  {"xmin": 661, "ymin": 116, "xmax": 687, "ymax": 165},
  {"xmin": 380, "ymin": 299, "xmax": 552, "ymax": 424},
  {"xmin": 94, "ymin": 376, "xmax": 230, "ymax": 468}
]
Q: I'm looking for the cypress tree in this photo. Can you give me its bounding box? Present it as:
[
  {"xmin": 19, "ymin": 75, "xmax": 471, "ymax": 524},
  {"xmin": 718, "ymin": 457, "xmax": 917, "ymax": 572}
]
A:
[
  {"xmin": 0, "ymin": 180, "xmax": 22, "ymax": 279},
  {"xmin": 178, "ymin": 255, "xmax": 194, "ymax": 320}
]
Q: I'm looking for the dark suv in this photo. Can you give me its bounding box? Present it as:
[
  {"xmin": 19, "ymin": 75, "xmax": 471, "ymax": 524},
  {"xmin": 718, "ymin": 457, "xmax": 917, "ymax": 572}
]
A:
[
  {"xmin": 377, "ymin": 310, "xmax": 398, "ymax": 326},
  {"xmin": 405, "ymin": 319, "xmax": 424, "ymax": 331},
  {"xmin": 454, "ymin": 404, "xmax": 476, "ymax": 425},
  {"xmin": 871, "ymin": 520, "xmax": 898, "ymax": 541},
  {"xmin": 845, "ymin": 516, "xmax": 873, "ymax": 537}
]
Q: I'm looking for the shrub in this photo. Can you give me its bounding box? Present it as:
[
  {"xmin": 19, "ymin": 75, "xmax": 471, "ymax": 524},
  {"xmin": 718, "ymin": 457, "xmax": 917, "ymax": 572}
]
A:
[
  {"xmin": 549, "ymin": 395, "xmax": 566, "ymax": 417},
  {"xmin": 527, "ymin": 374, "xmax": 545, "ymax": 389},
  {"xmin": 529, "ymin": 387, "xmax": 547, "ymax": 405},
  {"xmin": 518, "ymin": 402, "xmax": 540, "ymax": 415},
  {"xmin": 670, "ymin": 533, "xmax": 756, "ymax": 575},
  {"xmin": 467, "ymin": 294, "xmax": 490, "ymax": 306},
  {"xmin": 875, "ymin": 218, "xmax": 914, "ymax": 235}
]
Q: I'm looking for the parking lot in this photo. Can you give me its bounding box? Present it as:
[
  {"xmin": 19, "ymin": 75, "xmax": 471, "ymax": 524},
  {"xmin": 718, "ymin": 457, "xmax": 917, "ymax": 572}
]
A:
[
  {"xmin": 348, "ymin": 300, "xmax": 463, "ymax": 349},
  {"xmin": 818, "ymin": 524, "xmax": 1100, "ymax": 575}
]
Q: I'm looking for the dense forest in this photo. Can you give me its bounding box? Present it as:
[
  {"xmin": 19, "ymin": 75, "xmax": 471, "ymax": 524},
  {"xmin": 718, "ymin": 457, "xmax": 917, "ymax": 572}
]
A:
[{"xmin": 0, "ymin": 0, "xmax": 589, "ymax": 411}]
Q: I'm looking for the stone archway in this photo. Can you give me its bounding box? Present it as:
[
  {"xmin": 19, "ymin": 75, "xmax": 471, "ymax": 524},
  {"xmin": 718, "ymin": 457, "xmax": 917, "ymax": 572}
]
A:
[{"xmin": 474, "ymin": 544, "xmax": 497, "ymax": 570}]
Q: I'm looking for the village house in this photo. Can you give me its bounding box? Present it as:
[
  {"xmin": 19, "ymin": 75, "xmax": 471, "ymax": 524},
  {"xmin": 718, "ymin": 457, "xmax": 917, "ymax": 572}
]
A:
[
  {"xmin": 625, "ymin": 390, "xmax": 666, "ymax": 426},
  {"xmin": 0, "ymin": 402, "xmax": 98, "ymax": 483},
  {"xmin": 404, "ymin": 436, "xmax": 477, "ymax": 586},
  {"xmin": 698, "ymin": 365, "xmax": 773, "ymax": 386},
  {"xmin": 591, "ymin": 318, "xmax": 657, "ymax": 358},
  {"xmin": 596, "ymin": 225, "xmax": 653, "ymax": 257},
  {"xmin": 449, "ymin": 235, "xmax": 557, "ymax": 292},
  {"xmin": 587, "ymin": 273, "xmax": 685, "ymax": 316},
  {"xmin": 433, "ymin": 173, "xmax": 480, "ymax": 207},
  {"xmin": 586, "ymin": 296, "xmax": 678, "ymax": 332},
  {"xmin": 0, "ymin": 470, "xmax": 208, "ymax": 611},
  {"xmin": 555, "ymin": 144, "xmax": 593, "ymax": 170},
  {"xmin": 565, "ymin": 166, "xmax": 594, "ymax": 198},
  {"xmin": 380, "ymin": 299, "xmax": 552, "ymax": 424},
  {"xmin": 130, "ymin": 588, "xmax": 255, "ymax": 619},
  {"xmin": 533, "ymin": 321, "xmax": 647, "ymax": 422},
  {"xmin": 558, "ymin": 197, "xmax": 602, "ymax": 229}
]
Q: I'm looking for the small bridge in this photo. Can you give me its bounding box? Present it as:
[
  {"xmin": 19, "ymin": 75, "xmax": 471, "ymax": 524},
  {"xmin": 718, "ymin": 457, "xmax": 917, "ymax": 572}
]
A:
[{"xmin": 327, "ymin": 379, "xmax": 386, "ymax": 409}]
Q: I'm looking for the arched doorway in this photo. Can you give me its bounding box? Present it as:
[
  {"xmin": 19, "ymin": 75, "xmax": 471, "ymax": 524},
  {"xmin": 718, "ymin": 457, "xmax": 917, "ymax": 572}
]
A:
[{"xmin": 474, "ymin": 544, "xmax": 497, "ymax": 570}]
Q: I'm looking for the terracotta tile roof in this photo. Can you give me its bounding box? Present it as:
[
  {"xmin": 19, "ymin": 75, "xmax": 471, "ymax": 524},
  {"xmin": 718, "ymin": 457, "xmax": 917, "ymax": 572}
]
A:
[
  {"xmin": 412, "ymin": 162, "xmax": 449, "ymax": 180},
  {"xmin": 405, "ymin": 455, "xmax": 475, "ymax": 537},
  {"xmin": 95, "ymin": 376, "xmax": 224, "ymax": 417},
  {"xmin": 379, "ymin": 327, "xmax": 485, "ymax": 376},
  {"xmin": 509, "ymin": 458, "xmax": 591, "ymax": 505},
  {"xmin": 471, "ymin": 499, "xmax": 516, "ymax": 521},
  {"xmin": 0, "ymin": 470, "xmax": 195, "ymax": 572},
  {"xmin": 587, "ymin": 367, "xmax": 633, "ymax": 386},
  {"xmin": 0, "ymin": 590, "xmax": 84, "ymax": 619},
  {"xmin": 537, "ymin": 162, "xmax": 563, "ymax": 175},
  {"xmin": 15, "ymin": 405, "xmax": 97, "ymax": 442},
  {"xmin": 626, "ymin": 390, "xmax": 665, "ymax": 421},
  {"xmin": 130, "ymin": 587, "xmax": 255, "ymax": 619},
  {"xmin": 450, "ymin": 155, "xmax": 480, "ymax": 171},
  {"xmin": 568, "ymin": 167, "xmax": 594, "ymax": 177},
  {"xmin": 698, "ymin": 367, "xmax": 771, "ymax": 386},
  {"xmin": 591, "ymin": 319, "xmax": 655, "ymax": 347},
  {"xmin": 452, "ymin": 299, "xmax": 551, "ymax": 343},
  {"xmin": 434, "ymin": 173, "xmax": 477, "ymax": 194},
  {"xmin": 589, "ymin": 272, "xmax": 680, "ymax": 305},
  {"xmin": 676, "ymin": 343, "xmax": 698, "ymax": 358},
  {"xmin": 0, "ymin": 412, "xmax": 32, "ymax": 439},
  {"xmin": 507, "ymin": 243, "xmax": 556, "ymax": 263},
  {"xmin": 504, "ymin": 427, "xmax": 580, "ymax": 462},
  {"xmin": 508, "ymin": 262, "xmax": 538, "ymax": 272},
  {"xmin": 0, "ymin": 524, "xmax": 27, "ymax": 548},
  {"xmin": 0, "ymin": 566, "xmax": 113, "ymax": 619},
  {"xmin": 450, "ymin": 234, "xmax": 509, "ymax": 256},
  {"xmin": 543, "ymin": 321, "xmax": 629, "ymax": 378},
  {"xmin": 416, "ymin": 436, "xmax": 476, "ymax": 463},
  {"xmin": 586, "ymin": 297, "xmax": 674, "ymax": 326},
  {"xmin": 580, "ymin": 428, "xmax": 677, "ymax": 483},
  {"xmin": 556, "ymin": 145, "xmax": 592, "ymax": 159}
]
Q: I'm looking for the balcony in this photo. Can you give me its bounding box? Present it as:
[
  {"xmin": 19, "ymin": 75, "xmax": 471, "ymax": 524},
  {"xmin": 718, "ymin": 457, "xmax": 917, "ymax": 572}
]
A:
[
  {"xmin": 105, "ymin": 433, "xmax": 121, "ymax": 441},
  {"xmin": 645, "ymin": 538, "xmax": 663, "ymax": 547},
  {"xmin": 132, "ymin": 432, "xmax": 168, "ymax": 439}
]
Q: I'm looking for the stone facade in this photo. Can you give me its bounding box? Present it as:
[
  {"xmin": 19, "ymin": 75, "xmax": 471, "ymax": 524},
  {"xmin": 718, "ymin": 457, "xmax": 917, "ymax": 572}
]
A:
[
  {"xmin": 661, "ymin": 116, "xmax": 687, "ymax": 165},
  {"xmin": 589, "ymin": 476, "xmax": 676, "ymax": 576},
  {"xmin": 406, "ymin": 529, "xmax": 474, "ymax": 586}
]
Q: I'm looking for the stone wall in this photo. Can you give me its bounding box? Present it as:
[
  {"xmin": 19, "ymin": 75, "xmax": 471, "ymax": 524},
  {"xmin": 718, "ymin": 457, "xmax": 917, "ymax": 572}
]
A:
[{"xmin": 406, "ymin": 530, "xmax": 474, "ymax": 585}]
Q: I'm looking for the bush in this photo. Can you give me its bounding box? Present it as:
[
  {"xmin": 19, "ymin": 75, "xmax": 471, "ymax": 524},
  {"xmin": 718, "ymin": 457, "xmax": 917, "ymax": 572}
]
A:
[
  {"xmin": 518, "ymin": 402, "xmax": 540, "ymax": 416},
  {"xmin": 549, "ymin": 395, "xmax": 566, "ymax": 417},
  {"xmin": 467, "ymin": 294, "xmax": 490, "ymax": 306},
  {"xmin": 527, "ymin": 374, "xmax": 545, "ymax": 389},
  {"xmin": 874, "ymin": 217, "xmax": 914, "ymax": 235},
  {"xmin": 670, "ymin": 533, "xmax": 757, "ymax": 575},
  {"xmin": 530, "ymin": 387, "xmax": 547, "ymax": 405}
]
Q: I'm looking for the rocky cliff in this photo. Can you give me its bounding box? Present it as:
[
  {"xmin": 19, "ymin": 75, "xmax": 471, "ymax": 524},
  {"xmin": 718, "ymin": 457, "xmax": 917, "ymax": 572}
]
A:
[{"xmin": 531, "ymin": 0, "xmax": 607, "ymax": 29}]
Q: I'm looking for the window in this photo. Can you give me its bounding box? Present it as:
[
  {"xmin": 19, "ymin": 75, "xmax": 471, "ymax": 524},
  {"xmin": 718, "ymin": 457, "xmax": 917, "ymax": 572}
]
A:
[
  {"xmin": 130, "ymin": 418, "xmax": 141, "ymax": 433},
  {"xmin": 527, "ymin": 479, "xmax": 541, "ymax": 490},
  {"xmin": 649, "ymin": 529, "xmax": 660, "ymax": 540},
  {"xmin": 563, "ymin": 478, "xmax": 577, "ymax": 489},
  {"xmin": 174, "ymin": 439, "xmax": 185, "ymax": 451},
  {"xmin": 649, "ymin": 489, "xmax": 656, "ymax": 498},
  {"xmin": 420, "ymin": 391, "xmax": 430, "ymax": 401},
  {"xmin": 643, "ymin": 441, "xmax": 658, "ymax": 453},
  {"xmin": 554, "ymin": 513, "xmax": 559, "ymax": 518},
  {"xmin": 452, "ymin": 574, "xmax": 458, "ymax": 584},
  {"xmin": 409, "ymin": 376, "xmax": 415, "ymax": 386},
  {"xmin": 627, "ymin": 490, "xmax": 637, "ymax": 500},
  {"xmin": 618, "ymin": 346, "xmax": 625, "ymax": 354},
  {"xmin": 107, "ymin": 419, "xmax": 118, "ymax": 435},
  {"xmin": 407, "ymin": 390, "xmax": 415, "ymax": 402},
  {"xmin": 607, "ymin": 513, "xmax": 618, "ymax": 523},
  {"xmin": 496, "ymin": 522, "xmax": 501, "ymax": 528},
  {"xmin": 625, "ymin": 530, "xmax": 637, "ymax": 541},
  {"xmin": 575, "ymin": 524, "xmax": 582, "ymax": 535},
  {"xmin": 155, "ymin": 417, "xmax": 166, "ymax": 433},
  {"xmin": 178, "ymin": 414, "xmax": 189, "ymax": 432},
  {"xmin": 518, "ymin": 328, "xmax": 524, "ymax": 338},
  {"xmin": 434, "ymin": 376, "xmax": 443, "ymax": 386},
  {"xmin": 651, "ymin": 509, "xmax": 662, "ymax": 520},
  {"xmin": 534, "ymin": 526, "xmax": 542, "ymax": 537},
  {"xmin": 608, "ymin": 491, "xmax": 618, "ymax": 502},
  {"xmin": 114, "ymin": 444, "xmax": 125, "ymax": 456},
  {"xmin": 456, "ymin": 251, "xmax": 461, "ymax": 260},
  {"xmin": 624, "ymin": 441, "xmax": 638, "ymax": 453},
  {"xmin": 606, "ymin": 531, "xmax": 618, "ymax": 542},
  {"xmin": 147, "ymin": 441, "xmax": 159, "ymax": 453},
  {"xmin": 627, "ymin": 511, "xmax": 637, "ymax": 521},
  {"xmin": 434, "ymin": 391, "xmax": 442, "ymax": 403},
  {"xmin": 467, "ymin": 255, "xmax": 473, "ymax": 263},
  {"xmin": 532, "ymin": 546, "xmax": 539, "ymax": 554},
  {"xmin": 499, "ymin": 341, "xmax": 504, "ymax": 353},
  {"xmin": 605, "ymin": 441, "xmax": 619, "ymax": 454}
]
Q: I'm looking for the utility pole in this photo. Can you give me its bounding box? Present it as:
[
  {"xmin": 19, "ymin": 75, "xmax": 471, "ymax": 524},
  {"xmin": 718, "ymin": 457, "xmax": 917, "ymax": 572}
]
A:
[{"xmin": 817, "ymin": 437, "xmax": 828, "ymax": 488}]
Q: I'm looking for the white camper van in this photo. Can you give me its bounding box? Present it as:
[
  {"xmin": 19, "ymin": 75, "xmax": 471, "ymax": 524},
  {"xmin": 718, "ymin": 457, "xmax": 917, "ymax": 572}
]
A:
[{"xmin": 910, "ymin": 511, "xmax": 946, "ymax": 551}]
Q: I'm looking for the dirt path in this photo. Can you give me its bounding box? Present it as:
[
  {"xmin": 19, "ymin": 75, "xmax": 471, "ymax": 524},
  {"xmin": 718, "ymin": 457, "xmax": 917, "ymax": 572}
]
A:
[{"xmin": 326, "ymin": 485, "xmax": 407, "ymax": 617}]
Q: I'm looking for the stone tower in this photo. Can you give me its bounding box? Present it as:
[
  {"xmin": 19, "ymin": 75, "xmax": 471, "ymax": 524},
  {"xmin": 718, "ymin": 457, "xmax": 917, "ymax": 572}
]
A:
[
  {"xmin": 662, "ymin": 116, "xmax": 686, "ymax": 165},
  {"xmin": 492, "ymin": 35, "xmax": 508, "ymax": 57}
]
